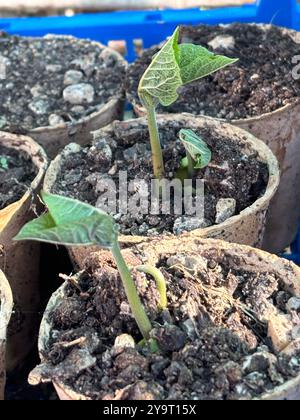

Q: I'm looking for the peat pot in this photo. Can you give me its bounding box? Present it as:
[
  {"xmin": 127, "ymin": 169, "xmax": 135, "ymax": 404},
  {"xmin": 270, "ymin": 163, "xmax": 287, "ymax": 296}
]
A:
[
  {"xmin": 30, "ymin": 237, "xmax": 300, "ymax": 400},
  {"xmin": 126, "ymin": 24, "xmax": 300, "ymax": 253},
  {"xmin": 0, "ymin": 34, "xmax": 127, "ymax": 158},
  {"xmin": 43, "ymin": 114, "xmax": 279, "ymax": 269},
  {"xmin": 0, "ymin": 132, "xmax": 48, "ymax": 370}
]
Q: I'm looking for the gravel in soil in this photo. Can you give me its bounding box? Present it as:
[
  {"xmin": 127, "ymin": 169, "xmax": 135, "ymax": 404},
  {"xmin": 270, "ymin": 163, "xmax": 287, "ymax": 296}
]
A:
[
  {"xmin": 40, "ymin": 250, "xmax": 300, "ymax": 400},
  {"xmin": 51, "ymin": 119, "xmax": 268, "ymax": 236},
  {"xmin": 126, "ymin": 24, "xmax": 300, "ymax": 119},
  {"xmin": 0, "ymin": 33, "xmax": 126, "ymax": 133},
  {"xmin": 0, "ymin": 145, "xmax": 37, "ymax": 210}
]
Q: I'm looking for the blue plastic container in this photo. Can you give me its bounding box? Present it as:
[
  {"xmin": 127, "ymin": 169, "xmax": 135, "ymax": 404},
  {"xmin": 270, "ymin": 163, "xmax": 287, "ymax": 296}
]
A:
[{"xmin": 0, "ymin": 0, "xmax": 299, "ymax": 62}]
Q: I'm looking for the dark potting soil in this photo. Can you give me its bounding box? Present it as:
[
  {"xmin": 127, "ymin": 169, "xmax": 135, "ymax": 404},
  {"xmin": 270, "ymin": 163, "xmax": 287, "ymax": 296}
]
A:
[
  {"xmin": 41, "ymin": 250, "xmax": 300, "ymax": 400},
  {"xmin": 126, "ymin": 24, "xmax": 300, "ymax": 119},
  {"xmin": 0, "ymin": 145, "xmax": 37, "ymax": 209},
  {"xmin": 0, "ymin": 33, "xmax": 126, "ymax": 132},
  {"xmin": 51, "ymin": 119, "xmax": 268, "ymax": 236}
]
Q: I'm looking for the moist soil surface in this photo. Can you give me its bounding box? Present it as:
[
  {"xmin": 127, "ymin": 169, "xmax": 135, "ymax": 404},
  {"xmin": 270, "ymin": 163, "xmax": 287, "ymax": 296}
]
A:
[
  {"xmin": 41, "ymin": 249, "xmax": 300, "ymax": 400},
  {"xmin": 0, "ymin": 33, "xmax": 126, "ymax": 133},
  {"xmin": 0, "ymin": 145, "xmax": 37, "ymax": 210},
  {"xmin": 126, "ymin": 24, "xmax": 300, "ymax": 119},
  {"xmin": 51, "ymin": 119, "xmax": 268, "ymax": 236}
]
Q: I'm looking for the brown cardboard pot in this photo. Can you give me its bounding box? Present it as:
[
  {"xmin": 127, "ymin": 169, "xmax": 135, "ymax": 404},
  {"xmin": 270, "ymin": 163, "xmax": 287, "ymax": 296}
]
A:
[
  {"xmin": 29, "ymin": 237, "xmax": 300, "ymax": 400},
  {"xmin": 0, "ymin": 132, "xmax": 48, "ymax": 370},
  {"xmin": 0, "ymin": 270, "xmax": 13, "ymax": 400},
  {"xmin": 129, "ymin": 25, "xmax": 300, "ymax": 254},
  {"xmin": 43, "ymin": 114, "xmax": 279, "ymax": 269},
  {"xmin": 6, "ymin": 36, "xmax": 127, "ymax": 159}
]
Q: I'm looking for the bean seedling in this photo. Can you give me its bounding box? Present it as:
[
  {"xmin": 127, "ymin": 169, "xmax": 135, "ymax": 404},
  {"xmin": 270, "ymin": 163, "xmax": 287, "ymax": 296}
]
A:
[
  {"xmin": 14, "ymin": 191, "xmax": 167, "ymax": 346},
  {"xmin": 138, "ymin": 26, "xmax": 237, "ymax": 179}
]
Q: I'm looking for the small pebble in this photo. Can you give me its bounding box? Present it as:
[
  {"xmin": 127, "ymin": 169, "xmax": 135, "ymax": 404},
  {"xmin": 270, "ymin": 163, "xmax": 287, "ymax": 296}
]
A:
[
  {"xmin": 64, "ymin": 69, "xmax": 84, "ymax": 85},
  {"xmin": 286, "ymin": 297, "xmax": 300, "ymax": 312},
  {"xmin": 63, "ymin": 83, "xmax": 94, "ymax": 105},
  {"xmin": 113, "ymin": 334, "xmax": 135, "ymax": 356},
  {"xmin": 46, "ymin": 64, "xmax": 63, "ymax": 72},
  {"xmin": 28, "ymin": 98, "xmax": 50, "ymax": 115},
  {"xmin": 173, "ymin": 216, "xmax": 211, "ymax": 234},
  {"xmin": 215, "ymin": 198, "xmax": 236, "ymax": 224},
  {"xmin": 48, "ymin": 114, "xmax": 65, "ymax": 126},
  {"xmin": 208, "ymin": 35, "xmax": 235, "ymax": 50}
]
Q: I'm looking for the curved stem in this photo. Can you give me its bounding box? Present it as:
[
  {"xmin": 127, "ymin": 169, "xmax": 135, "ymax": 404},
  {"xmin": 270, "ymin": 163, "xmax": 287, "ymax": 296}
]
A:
[
  {"xmin": 137, "ymin": 265, "xmax": 167, "ymax": 310},
  {"xmin": 111, "ymin": 242, "xmax": 152, "ymax": 340}
]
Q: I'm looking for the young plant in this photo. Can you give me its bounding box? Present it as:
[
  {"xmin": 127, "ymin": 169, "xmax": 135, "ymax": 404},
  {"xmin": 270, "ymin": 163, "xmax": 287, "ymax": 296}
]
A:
[
  {"xmin": 179, "ymin": 129, "xmax": 212, "ymax": 178},
  {"xmin": 14, "ymin": 191, "xmax": 167, "ymax": 344},
  {"xmin": 138, "ymin": 26, "xmax": 237, "ymax": 179}
]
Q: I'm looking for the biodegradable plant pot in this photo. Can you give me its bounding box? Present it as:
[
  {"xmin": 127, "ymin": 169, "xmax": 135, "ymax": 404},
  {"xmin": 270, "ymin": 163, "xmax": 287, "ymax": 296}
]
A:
[
  {"xmin": 44, "ymin": 114, "xmax": 279, "ymax": 269},
  {"xmin": 0, "ymin": 132, "xmax": 48, "ymax": 370},
  {"xmin": 29, "ymin": 237, "xmax": 300, "ymax": 400},
  {"xmin": 126, "ymin": 24, "xmax": 300, "ymax": 254},
  {"xmin": 0, "ymin": 270, "xmax": 13, "ymax": 400},
  {"xmin": 0, "ymin": 34, "xmax": 127, "ymax": 158}
]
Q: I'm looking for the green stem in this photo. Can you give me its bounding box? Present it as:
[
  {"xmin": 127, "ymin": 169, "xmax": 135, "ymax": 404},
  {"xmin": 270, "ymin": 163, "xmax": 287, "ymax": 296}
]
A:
[
  {"xmin": 187, "ymin": 151, "xmax": 195, "ymax": 179},
  {"xmin": 145, "ymin": 105, "xmax": 165, "ymax": 179},
  {"xmin": 111, "ymin": 242, "xmax": 152, "ymax": 340},
  {"xmin": 137, "ymin": 265, "xmax": 167, "ymax": 310}
]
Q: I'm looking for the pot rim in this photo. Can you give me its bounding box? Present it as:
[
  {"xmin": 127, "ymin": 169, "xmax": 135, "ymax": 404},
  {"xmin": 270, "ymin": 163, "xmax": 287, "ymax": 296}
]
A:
[
  {"xmin": 33, "ymin": 237, "xmax": 300, "ymax": 401},
  {"xmin": 128, "ymin": 23, "xmax": 300, "ymax": 124},
  {"xmin": 44, "ymin": 113, "xmax": 279, "ymax": 244},
  {"xmin": 0, "ymin": 131, "xmax": 48, "ymax": 222}
]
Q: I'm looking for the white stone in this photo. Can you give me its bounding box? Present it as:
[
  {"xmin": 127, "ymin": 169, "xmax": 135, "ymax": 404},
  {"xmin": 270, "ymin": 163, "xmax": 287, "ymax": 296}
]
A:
[
  {"xmin": 48, "ymin": 114, "xmax": 65, "ymax": 127},
  {"xmin": 173, "ymin": 216, "xmax": 211, "ymax": 235},
  {"xmin": 250, "ymin": 73, "xmax": 260, "ymax": 81},
  {"xmin": 63, "ymin": 83, "xmax": 94, "ymax": 105},
  {"xmin": 208, "ymin": 35, "xmax": 235, "ymax": 51},
  {"xmin": 64, "ymin": 142, "xmax": 82, "ymax": 154},
  {"xmin": 215, "ymin": 198, "xmax": 236, "ymax": 224},
  {"xmin": 46, "ymin": 64, "xmax": 63, "ymax": 72},
  {"xmin": 286, "ymin": 297, "xmax": 300, "ymax": 312},
  {"xmin": 28, "ymin": 98, "xmax": 50, "ymax": 115},
  {"xmin": 30, "ymin": 85, "xmax": 43, "ymax": 97},
  {"xmin": 71, "ymin": 105, "xmax": 85, "ymax": 114},
  {"xmin": 113, "ymin": 334, "xmax": 135, "ymax": 354},
  {"xmin": 64, "ymin": 70, "xmax": 84, "ymax": 85}
]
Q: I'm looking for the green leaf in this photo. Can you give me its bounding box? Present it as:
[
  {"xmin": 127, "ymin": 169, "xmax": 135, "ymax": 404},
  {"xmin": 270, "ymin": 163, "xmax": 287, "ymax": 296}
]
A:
[
  {"xmin": 178, "ymin": 43, "xmax": 238, "ymax": 85},
  {"xmin": 138, "ymin": 27, "xmax": 182, "ymax": 107},
  {"xmin": 14, "ymin": 192, "xmax": 118, "ymax": 248},
  {"xmin": 179, "ymin": 129, "xmax": 212, "ymax": 169},
  {"xmin": 138, "ymin": 26, "xmax": 238, "ymax": 109}
]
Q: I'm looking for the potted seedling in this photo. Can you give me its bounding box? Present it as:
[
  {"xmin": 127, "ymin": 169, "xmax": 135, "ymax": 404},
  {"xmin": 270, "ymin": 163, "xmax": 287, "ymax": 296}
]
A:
[
  {"xmin": 15, "ymin": 192, "xmax": 300, "ymax": 400},
  {"xmin": 43, "ymin": 27, "xmax": 279, "ymax": 268},
  {"xmin": 0, "ymin": 270, "xmax": 13, "ymax": 400},
  {"xmin": 126, "ymin": 23, "xmax": 300, "ymax": 253},
  {"xmin": 0, "ymin": 33, "xmax": 127, "ymax": 158},
  {"xmin": 0, "ymin": 131, "xmax": 48, "ymax": 371}
]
